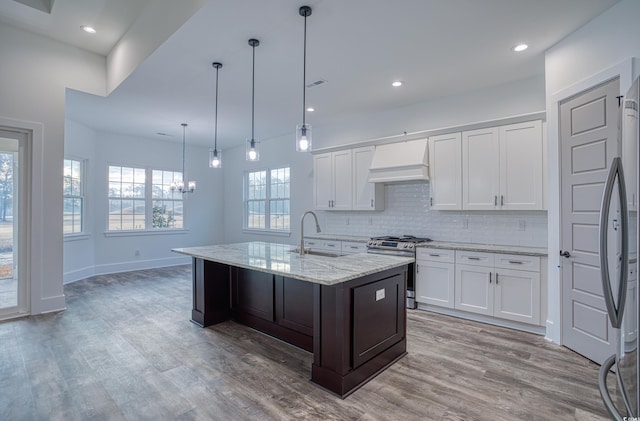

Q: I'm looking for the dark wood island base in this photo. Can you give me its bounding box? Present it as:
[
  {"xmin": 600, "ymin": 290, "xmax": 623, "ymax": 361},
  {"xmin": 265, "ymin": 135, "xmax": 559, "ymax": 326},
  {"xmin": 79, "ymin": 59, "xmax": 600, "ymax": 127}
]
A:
[{"xmin": 190, "ymin": 257, "xmax": 409, "ymax": 398}]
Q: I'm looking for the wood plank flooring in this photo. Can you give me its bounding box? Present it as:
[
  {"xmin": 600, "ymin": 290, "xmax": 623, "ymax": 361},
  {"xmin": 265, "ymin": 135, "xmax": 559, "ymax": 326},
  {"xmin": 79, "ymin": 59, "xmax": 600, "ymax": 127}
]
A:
[{"xmin": 0, "ymin": 265, "xmax": 615, "ymax": 420}]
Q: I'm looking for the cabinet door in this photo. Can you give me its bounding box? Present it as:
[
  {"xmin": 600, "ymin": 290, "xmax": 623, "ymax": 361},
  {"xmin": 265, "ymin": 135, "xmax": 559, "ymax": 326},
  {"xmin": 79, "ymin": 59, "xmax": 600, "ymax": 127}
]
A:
[
  {"xmin": 493, "ymin": 268, "xmax": 540, "ymax": 325},
  {"xmin": 462, "ymin": 127, "xmax": 500, "ymax": 210},
  {"xmin": 353, "ymin": 146, "xmax": 384, "ymax": 210},
  {"xmin": 332, "ymin": 150, "xmax": 353, "ymax": 210},
  {"xmin": 232, "ymin": 268, "xmax": 274, "ymax": 322},
  {"xmin": 313, "ymin": 153, "xmax": 333, "ymax": 210},
  {"xmin": 499, "ymin": 120, "xmax": 543, "ymax": 210},
  {"xmin": 455, "ymin": 264, "xmax": 493, "ymax": 316},
  {"xmin": 275, "ymin": 277, "xmax": 314, "ymax": 336},
  {"xmin": 429, "ymin": 133, "xmax": 462, "ymax": 210},
  {"xmin": 415, "ymin": 260, "xmax": 455, "ymax": 308}
]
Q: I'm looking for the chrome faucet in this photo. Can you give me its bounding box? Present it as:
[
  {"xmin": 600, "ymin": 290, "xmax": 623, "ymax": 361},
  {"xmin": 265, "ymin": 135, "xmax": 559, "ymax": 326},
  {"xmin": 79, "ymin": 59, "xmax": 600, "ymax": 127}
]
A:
[{"xmin": 300, "ymin": 211, "xmax": 321, "ymax": 256}]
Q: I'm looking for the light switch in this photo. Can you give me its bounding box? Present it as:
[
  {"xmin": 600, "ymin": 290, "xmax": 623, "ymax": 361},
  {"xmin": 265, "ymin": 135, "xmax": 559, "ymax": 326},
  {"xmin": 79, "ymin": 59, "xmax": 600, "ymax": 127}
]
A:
[{"xmin": 376, "ymin": 288, "xmax": 385, "ymax": 301}]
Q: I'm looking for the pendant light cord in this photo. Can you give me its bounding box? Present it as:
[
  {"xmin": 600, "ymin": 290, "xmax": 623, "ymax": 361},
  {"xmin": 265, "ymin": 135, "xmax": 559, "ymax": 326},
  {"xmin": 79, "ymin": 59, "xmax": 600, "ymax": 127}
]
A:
[
  {"xmin": 302, "ymin": 12, "xmax": 307, "ymax": 127},
  {"xmin": 181, "ymin": 123, "xmax": 186, "ymax": 180},
  {"xmin": 214, "ymin": 66, "xmax": 219, "ymax": 151},
  {"xmin": 251, "ymin": 42, "xmax": 256, "ymax": 141}
]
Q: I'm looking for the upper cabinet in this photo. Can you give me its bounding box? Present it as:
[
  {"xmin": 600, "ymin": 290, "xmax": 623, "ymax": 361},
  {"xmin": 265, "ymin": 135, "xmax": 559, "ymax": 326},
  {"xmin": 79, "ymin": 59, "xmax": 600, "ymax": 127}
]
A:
[
  {"xmin": 429, "ymin": 132, "xmax": 462, "ymax": 210},
  {"xmin": 460, "ymin": 120, "xmax": 544, "ymax": 211},
  {"xmin": 313, "ymin": 150, "xmax": 352, "ymax": 210},
  {"xmin": 352, "ymin": 146, "xmax": 385, "ymax": 210},
  {"xmin": 313, "ymin": 146, "xmax": 384, "ymax": 211}
]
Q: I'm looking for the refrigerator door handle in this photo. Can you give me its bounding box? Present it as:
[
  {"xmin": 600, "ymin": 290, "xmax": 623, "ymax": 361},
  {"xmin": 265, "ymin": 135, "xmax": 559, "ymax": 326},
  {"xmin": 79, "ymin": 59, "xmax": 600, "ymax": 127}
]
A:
[
  {"xmin": 599, "ymin": 354, "xmax": 625, "ymax": 421},
  {"xmin": 599, "ymin": 157, "xmax": 629, "ymax": 329}
]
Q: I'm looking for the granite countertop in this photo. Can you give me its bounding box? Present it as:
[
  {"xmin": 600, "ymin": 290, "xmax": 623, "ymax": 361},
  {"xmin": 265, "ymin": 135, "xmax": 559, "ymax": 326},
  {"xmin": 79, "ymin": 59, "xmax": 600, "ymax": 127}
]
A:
[
  {"xmin": 418, "ymin": 241, "xmax": 547, "ymax": 256},
  {"xmin": 172, "ymin": 242, "xmax": 413, "ymax": 286}
]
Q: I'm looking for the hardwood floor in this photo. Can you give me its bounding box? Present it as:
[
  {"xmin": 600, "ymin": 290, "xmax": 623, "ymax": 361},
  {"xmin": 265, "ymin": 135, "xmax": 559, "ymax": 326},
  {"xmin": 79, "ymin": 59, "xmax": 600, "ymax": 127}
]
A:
[{"xmin": 0, "ymin": 265, "xmax": 614, "ymax": 420}]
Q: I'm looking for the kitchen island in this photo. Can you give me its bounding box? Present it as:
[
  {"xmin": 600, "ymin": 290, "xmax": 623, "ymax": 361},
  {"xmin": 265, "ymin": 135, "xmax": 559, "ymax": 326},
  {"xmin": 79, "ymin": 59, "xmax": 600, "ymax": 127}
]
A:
[{"xmin": 172, "ymin": 242, "xmax": 413, "ymax": 397}]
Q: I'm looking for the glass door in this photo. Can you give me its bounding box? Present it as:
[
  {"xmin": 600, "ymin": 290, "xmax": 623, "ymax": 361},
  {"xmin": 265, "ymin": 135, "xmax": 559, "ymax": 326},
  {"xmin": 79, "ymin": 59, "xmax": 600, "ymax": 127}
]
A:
[{"xmin": 0, "ymin": 129, "xmax": 27, "ymax": 317}]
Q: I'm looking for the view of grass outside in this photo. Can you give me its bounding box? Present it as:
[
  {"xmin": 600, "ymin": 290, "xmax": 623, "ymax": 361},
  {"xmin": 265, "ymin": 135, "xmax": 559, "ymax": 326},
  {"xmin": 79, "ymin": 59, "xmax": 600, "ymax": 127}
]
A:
[{"xmin": 245, "ymin": 167, "xmax": 290, "ymax": 231}]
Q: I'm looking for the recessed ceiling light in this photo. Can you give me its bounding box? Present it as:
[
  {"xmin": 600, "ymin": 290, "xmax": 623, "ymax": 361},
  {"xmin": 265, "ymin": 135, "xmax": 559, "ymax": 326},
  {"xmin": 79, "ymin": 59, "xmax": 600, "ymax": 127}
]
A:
[
  {"xmin": 513, "ymin": 44, "xmax": 528, "ymax": 52},
  {"xmin": 81, "ymin": 25, "xmax": 96, "ymax": 34},
  {"xmin": 306, "ymin": 107, "xmax": 315, "ymax": 112},
  {"xmin": 392, "ymin": 81, "xmax": 403, "ymax": 87}
]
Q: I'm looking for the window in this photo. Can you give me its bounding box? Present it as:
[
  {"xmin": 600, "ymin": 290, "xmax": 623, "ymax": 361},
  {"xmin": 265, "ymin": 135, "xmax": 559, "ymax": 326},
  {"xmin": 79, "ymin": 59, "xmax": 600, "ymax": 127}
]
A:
[
  {"xmin": 152, "ymin": 170, "xmax": 183, "ymax": 229},
  {"xmin": 63, "ymin": 159, "xmax": 83, "ymax": 234},
  {"xmin": 245, "ymin": 166, "xmax": 290, "ymax": 232},
  {"xmin": 108, "ymin": 165, "xmax": 184, "ymax": 231}
]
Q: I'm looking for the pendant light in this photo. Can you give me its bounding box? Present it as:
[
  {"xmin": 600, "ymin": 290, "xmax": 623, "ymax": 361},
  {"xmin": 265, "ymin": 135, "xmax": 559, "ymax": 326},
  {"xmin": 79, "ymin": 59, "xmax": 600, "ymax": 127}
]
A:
[
  {"xmin": 209, "ymin": 62, "xmax": 223, "ymax": 168},
  {"xmin": 246, "ymin": 38, "xmax": 260, "ymax": 161},
  {"xmin": 296, "ymin": 5, "xmax": 312, "ymax": 152},
  {"xmin": 171, "ymin": 123, "xmax": 196, "ymax": 193}
]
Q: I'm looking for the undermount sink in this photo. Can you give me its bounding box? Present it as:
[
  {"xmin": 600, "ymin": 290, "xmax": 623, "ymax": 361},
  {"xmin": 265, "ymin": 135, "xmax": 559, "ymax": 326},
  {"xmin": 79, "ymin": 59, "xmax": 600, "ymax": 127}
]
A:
[{"xmin": 289, "ymin": 248, "xmax": 344, "ymax": 258}]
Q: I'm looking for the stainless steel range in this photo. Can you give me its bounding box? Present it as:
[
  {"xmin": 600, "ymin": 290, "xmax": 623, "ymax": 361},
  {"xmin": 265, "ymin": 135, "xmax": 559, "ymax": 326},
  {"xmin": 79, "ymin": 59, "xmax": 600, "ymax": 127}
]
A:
[{"xmin": 367, "ymin": 235, "xmax": 432, "ymax": 308}]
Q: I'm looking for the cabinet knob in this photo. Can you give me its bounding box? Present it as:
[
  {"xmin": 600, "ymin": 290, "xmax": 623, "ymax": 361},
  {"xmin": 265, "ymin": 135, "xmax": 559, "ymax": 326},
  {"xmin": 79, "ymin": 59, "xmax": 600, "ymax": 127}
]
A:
[
  {"xmin": 501, "ymin": 195, "xmax": 504, "ymax": 206},
  {"xmin": 371, "ymin": 199, "xmax": 374, "ymax": 207},
  {"xmin": 494, "ymin": 195, "xmax": 497, "ymax": 206},
  {"xmin": 496, "ymin": 272, "xmax": 499, "ymax": 285},
  {"xmin": 489, "ymin": 272, "xmax": 492, "ymax": 284},
  {"xmin": 560, "ymin": 250, "xmax": 571, "ymax": 258}
]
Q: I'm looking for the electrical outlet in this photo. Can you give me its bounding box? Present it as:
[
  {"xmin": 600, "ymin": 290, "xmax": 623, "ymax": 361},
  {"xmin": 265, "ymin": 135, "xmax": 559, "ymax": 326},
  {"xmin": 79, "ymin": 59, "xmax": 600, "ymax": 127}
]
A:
[
  {"xmin": 346, "ymin": 217, "xmax": 350, "ymax": 225},
  {"xmin": 462, "ymin": 218, "xmax": 469, "ymax": 229},
  {"xmin": 368, "ymin": 216, "xmax": 373, "ymax": 225},
  {"xmin": 134, "ymin": 250, "xmax": 140, "ymax": 256},
  {"xmin": 518, "ymin": 220, "xmax": 526, "ymax": 231}
]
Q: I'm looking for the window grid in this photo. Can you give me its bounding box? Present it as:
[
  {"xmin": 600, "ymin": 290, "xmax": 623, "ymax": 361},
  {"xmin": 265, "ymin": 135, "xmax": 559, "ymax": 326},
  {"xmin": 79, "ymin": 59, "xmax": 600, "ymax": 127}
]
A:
[
  {"xmin": 63, "ymin": 159, "xmax": 83, "ymax": 234},
  {"xmin": 245, "ymin": 167, "xmax": 290, "ymax": 232}
]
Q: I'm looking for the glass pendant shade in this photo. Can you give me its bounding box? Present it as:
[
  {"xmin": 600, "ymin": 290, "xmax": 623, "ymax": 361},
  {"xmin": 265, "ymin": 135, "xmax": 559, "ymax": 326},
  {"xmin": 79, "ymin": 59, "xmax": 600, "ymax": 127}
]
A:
[
  {"xmin": 296, "ymin": 123, "xmax": 312, "ymax": 152},
  {"xmin": 246, "ymin": 139, "xmax": 260, "ymax": 161},
  {"xmin": 209, "ymin": 148, "xmax": 222, "ymax": 168},
  {"xmin": 170, "ymin": 123, "xmax": 196, "ymax": 194}
]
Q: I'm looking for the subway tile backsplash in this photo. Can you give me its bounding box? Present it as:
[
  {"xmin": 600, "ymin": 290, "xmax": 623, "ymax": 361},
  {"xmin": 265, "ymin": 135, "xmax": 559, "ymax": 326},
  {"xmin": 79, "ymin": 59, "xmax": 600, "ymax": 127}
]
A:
[{"xmin": 320, "ymin": 183, "xmax": 548, "ymax": 248}]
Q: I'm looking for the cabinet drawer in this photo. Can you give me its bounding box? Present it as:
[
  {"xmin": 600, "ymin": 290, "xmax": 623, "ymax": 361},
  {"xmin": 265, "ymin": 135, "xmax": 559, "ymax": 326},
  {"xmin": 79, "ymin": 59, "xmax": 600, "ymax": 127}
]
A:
[
  {"xmin": 341, "ymin": 241, "xmax": 367, "ymax": 254},
  {"xmin": 304, "ymin": 239, "xmax": 341, "ymax": 251},
  {"xmin": 455, "ymin": 250, "xmax": 494, "ymax": 267},
  {"xmin": 494, "ymin": 253, "xmax": 540, "ymax": 272},
  {"xmin": 417, "ymin": 247, "xmax": 454, "ymax": 263}
]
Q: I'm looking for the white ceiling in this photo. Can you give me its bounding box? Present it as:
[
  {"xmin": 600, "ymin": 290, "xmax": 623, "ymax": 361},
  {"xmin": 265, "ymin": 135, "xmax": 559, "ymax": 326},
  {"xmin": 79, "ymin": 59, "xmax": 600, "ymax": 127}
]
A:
[{"xmin": 1, "ymin": 0, "xmax": 620, "ymax": 148}]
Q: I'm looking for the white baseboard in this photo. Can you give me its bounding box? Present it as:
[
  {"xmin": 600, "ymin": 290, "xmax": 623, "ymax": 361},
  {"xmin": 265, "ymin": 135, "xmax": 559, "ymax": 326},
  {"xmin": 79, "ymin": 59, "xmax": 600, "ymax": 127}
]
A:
[
  {"xmin": 64, "ymin": 256, "xmax": 191, "ymax": 284},
  {"xmin": 35, "ymin": 294, "xmax": 66, "ymax": 314},
  {"xmin": 416, "ymin": 303, "xmax": 546, "ymax": 336}
]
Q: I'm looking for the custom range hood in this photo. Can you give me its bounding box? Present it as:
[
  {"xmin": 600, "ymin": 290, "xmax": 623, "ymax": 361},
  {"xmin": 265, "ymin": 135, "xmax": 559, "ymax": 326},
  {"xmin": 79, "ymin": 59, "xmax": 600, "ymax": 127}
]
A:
[{"xmin": 367, "ymin": 138, "xmax": 429, "ymax": 183}]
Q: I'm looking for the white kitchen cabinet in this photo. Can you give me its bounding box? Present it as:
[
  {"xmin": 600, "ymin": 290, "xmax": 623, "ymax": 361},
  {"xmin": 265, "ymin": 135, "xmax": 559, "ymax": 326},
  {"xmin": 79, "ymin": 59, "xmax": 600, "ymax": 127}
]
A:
[
  {"xmin": 416, "ymin": 248, "xmax": 455, "ymax": 308},
  {"xmin": 461, "ymin": 120, "xmax": 543, "ymax": 210},
  {"xmin": 429, "ymin": 133, "xmax": 462, "ymax": 210},
  {"xmin": 352, "ymin": 146, "xmax": 384, "ymax": 210},
  {"xmin": 341, "ymin": 241, "xmax": 367, "ymax": 254},
  {"xmin": 499, "ymin": 121, "xmax": 543, "ymax": 210},
  {"xmin": 313, "ymin": 150, "xmax": 352, "ymax": 210},
  {"xmin": 454, "ymin": 250, "xmax": 541, "ymax": 325},
  {"xmin": 462, "ymin": 127, "xmax": 500, "ymax": 210},
  {"xmin": 304, "ymin": 238, "xmax": 367, "ymax": 255}
]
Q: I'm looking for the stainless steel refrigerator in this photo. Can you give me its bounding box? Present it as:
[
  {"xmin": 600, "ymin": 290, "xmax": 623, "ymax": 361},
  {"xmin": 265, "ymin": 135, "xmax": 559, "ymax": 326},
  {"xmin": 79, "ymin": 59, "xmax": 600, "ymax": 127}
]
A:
[{"xmin": 599, "ymin": 75, "xmax": 639, "ymax": 420}]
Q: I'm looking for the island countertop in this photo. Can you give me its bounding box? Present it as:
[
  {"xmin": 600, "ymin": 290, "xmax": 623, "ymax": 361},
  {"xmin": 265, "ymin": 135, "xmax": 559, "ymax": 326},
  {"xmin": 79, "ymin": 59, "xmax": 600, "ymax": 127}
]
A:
[{"xmin": 172, "ymin": 241, "xmax": 414, "ymax": 286}]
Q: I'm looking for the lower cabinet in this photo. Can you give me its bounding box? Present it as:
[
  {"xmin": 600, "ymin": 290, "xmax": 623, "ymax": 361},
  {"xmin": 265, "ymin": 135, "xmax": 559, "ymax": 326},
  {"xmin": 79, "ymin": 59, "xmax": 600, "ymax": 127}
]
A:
[
  {"xmin": 416, "ymin": 247, "xmax": 544, "ymax": 326},
  {"xmin": 454, "ymin": 251, "xmax": 541, "ymax": 325},
  {"xmin": 415, "ymin": 248, "xmax": 455, "ymax": 308},
  {"xmin": 231, "ymin": 267, "xmax": 314, "ymax": 351}
]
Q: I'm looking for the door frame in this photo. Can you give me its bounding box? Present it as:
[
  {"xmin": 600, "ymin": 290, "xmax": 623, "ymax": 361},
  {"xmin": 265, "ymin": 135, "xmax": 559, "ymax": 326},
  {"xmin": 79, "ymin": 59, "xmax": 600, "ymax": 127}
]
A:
[
  {"xmin": 0, "ymin": 117, "xmax": 41, "ymax": 320},
  {"xmin": 546, "ymin": 58, "xmax": 634, "ymax": 345}
]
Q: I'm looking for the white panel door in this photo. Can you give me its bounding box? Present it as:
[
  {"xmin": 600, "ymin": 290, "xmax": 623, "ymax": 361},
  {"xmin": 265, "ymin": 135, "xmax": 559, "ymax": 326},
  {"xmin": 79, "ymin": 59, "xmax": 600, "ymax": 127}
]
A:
[
  {"xmin": 331, "ymin": 150, "xmax": 353, "ymax": 210},
  {"xmin": 455, "ymin": 264, "xmax": 493, "ymax": 316},
  {"xmin": 494, "ymin": 268, "xmax": 541, "ymax": 325},
  {"xmin": 462, "ymin": 127, "xmax": 499, "ymax": 210},
  {"xmin": 313, "ymin": 153, "xmax": 333, "ymax": 210},
  {"xmin": 499, "ymin": 120, "xmax": 543, "ymax": 210},
  {"xmin": 429, "ymin": 132, "xmax": 462, "ymax": 210},
  {"xmin": 560, "ymin": 77, "xmax": 619, "ymax": 364},
  {"xmin": 416, "ymin": 261, "xmax": 455, "ymax": 308}
]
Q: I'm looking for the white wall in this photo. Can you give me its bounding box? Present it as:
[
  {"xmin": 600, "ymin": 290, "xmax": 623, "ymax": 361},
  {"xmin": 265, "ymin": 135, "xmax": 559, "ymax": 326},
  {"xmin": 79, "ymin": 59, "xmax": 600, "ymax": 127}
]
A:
[
  {"xmin": 63, "ymin": 124, "xmax": 224, "ymax": 282},
  {"xmin": 544, "ymin": 0, "xmax": 640, "ymax": 344},
  {"xmin": 0, "ymin": 23, "xmax": 105, "ymax": 314},
  {"xmin": 223, "ymin": 75, "xmax": 547, "ymax": 248}
]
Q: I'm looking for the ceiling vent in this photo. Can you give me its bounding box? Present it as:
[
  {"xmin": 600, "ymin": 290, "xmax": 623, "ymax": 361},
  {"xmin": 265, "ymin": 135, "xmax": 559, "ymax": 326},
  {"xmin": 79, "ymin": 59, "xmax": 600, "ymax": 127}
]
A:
[{"xmin": 306, "ymin": 79, "xmax": 327, "ymax": 88}]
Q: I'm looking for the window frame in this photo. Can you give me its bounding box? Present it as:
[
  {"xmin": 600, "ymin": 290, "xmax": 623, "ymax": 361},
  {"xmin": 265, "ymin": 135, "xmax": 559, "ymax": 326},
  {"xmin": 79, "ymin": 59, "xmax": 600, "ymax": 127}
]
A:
[
  {"xmin": 63, "ymin": 157, "xmax": 85, "ymax": 236},
  {"xmin": 243, "ymin": 166, "xmax": 291, "ymax": 235},
  {"xmin": 106, "ymin": 164, "xmax": 187, "ymax": 234}
]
